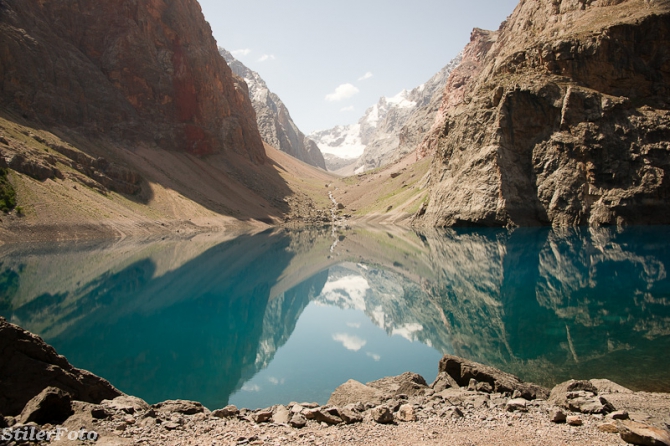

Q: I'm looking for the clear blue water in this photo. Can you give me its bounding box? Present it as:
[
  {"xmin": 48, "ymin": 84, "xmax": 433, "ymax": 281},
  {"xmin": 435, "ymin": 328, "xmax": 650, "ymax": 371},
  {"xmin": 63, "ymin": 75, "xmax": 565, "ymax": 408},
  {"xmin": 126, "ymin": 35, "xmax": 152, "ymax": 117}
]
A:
[{"xmin": 1, "ymin": 226, "xmax": 669, "ymax": 410}]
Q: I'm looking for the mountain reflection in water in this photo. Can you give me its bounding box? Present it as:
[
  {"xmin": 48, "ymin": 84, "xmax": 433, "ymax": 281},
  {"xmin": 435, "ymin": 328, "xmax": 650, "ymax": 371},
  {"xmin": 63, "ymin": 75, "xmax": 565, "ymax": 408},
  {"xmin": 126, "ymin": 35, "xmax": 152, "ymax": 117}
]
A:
[{"xmin": 1, "ymin": 226, "xmax": 669, "ymax": 409}]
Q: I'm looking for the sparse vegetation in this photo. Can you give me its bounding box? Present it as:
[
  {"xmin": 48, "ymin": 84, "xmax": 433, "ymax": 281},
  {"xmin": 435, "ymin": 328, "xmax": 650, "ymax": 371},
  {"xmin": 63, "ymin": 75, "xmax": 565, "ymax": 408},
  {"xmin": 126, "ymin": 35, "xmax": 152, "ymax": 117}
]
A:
[{"xmin": 0, "ymin": 168, "xmax": 16, "ymax": 212}]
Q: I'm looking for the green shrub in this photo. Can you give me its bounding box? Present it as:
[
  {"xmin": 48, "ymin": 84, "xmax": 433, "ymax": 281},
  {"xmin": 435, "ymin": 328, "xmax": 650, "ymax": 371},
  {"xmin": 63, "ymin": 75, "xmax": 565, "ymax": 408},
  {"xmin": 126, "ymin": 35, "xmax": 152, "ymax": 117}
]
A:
[{"xmin": 0, "ymin": 168, "xmax": 16, "ymax": 212}]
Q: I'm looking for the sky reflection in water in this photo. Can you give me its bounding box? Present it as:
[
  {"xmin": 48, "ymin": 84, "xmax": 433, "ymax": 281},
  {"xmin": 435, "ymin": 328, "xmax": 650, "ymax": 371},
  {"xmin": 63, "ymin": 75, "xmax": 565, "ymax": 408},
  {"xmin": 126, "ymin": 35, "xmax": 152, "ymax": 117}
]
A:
[{"xmin": 1, "ymin": 226, "xmax": 669, "ymax": 409}]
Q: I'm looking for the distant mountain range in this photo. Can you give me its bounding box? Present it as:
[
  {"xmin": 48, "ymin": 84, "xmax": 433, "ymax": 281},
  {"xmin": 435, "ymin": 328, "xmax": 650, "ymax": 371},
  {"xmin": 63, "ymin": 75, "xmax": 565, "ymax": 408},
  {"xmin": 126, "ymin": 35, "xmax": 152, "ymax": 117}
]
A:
[
  {"xmin": 310, "ymin": 55, "xmax": 462, "ymax": 173},
  {"xmin": 220, "ymin": 49, "xmax": 326, "ymax": 170}
]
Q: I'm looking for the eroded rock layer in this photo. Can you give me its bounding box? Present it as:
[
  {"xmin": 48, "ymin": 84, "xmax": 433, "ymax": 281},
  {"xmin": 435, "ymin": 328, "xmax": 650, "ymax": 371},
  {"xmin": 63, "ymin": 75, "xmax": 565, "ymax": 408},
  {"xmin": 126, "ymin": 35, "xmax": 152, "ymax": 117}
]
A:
[{"xmin": 416, "ymin": 0, "xmax": 670, "ymax": 227}]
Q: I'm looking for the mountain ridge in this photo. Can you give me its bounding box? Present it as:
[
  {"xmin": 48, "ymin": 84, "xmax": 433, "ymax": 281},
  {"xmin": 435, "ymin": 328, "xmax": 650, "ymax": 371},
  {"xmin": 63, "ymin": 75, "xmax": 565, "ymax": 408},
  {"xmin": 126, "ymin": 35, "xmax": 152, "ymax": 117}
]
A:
[{"xmin": 220, "ymin": 48, "xmax": 326, "ymax": 170}]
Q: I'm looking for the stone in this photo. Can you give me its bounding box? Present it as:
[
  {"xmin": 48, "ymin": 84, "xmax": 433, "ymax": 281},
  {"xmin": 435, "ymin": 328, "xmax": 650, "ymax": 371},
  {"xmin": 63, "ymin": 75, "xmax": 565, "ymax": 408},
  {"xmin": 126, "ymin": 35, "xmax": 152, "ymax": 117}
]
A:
[
  {"xmin": 608, "ymin": 410, "xmax": 630, "ymax": 421},
  {"xmin": 344, "ymin": 402, "xmax": 365, "ymax": 413},
  {"xmin": 153, "ymin": 400, "xmax": 207, "ymax": 415},
  {"xmin": 589, "ymin": 380, "xmax": 633, "ymax": 395},
  {"xmin": 396, "ymin": 404, "xmax": 417, "ymax": 422},
  {"xmin": 567, "ymin": 416, "xmax": 583, "ymax": 426},
  {"xmin": 163, "ymin": 421, "xmax": 181, "ymax": 431},
  {"xmin": 506, "ymin": 398, "xmax": 528, "ymax": 412},
  {"xmin": 619, "ymin": 420, "xmax": 670, "ymax": 446},
  {"xmin": 272, "ymin": 406, "xmax": 291, "ymax": 424},
  {"xmin": 338, "ymin": 408, "xmax": 362, "ymax": 424},
  {"xmin": 18, "ymin": 387, "xmax": 72, "ymax": 425},
  {"xmin": 367, "ymin": 373, "xmax": 428, "ymax": 398},
  {"xmin": 103, "ymin": 396, "xmax": 150, "ymax": 415},
  {"xmin": 550, "ymin": 409, "xmax": 566, "ymax": 424},
  {"xmin": 549, "ymin": 381, "xmax": 614, "ymax": 414},
  {"xmin": 212, "ymin": 405, "xmax": 239, "ymax": 418},
  {"xmin": 476, "ymin": 382, "xmax": 493, "ymax": 394},
  {"xmin": 311, "ymin": 409, "xmax": 342, "ymax": 426},
  {"xmin": 599, "ymin": 422, "xmax": 620, "ymax": 434},
  {"xmin": 468, "ymin": 378, "xmax": 478, "ymax": 391},
  {"xmin": 289, "ymin": 414, "xmax": 307, "ymax": 429},
  {"xmin": 371, "ymin": 406, "xmax": 394, "ymax": 424},
  {"xmin": 251, "ymin": 409, "xmax": 273, "ymax": 424},
  {"xmin": 327, "ymin": 379, "xmax": 384, "ymax": 407},
  {"xmin": 395, "ymin": 380, "xmax": 429, "ymax": 397},
  {"xmin": 90, "ymin": 405, "xmax": 111, "ymax": 420},
  {"xmin": 431, "ymin": 372, "xmax": 459, "ymax": 392},
  {"xmin": 290, "ymin": 404, "xmax": 304, "ymax": 414},
  {"xmin": 440, "ymin": 406, "xmax": 464, "ymax": 419},
  {"xmin": 0, "ymin": 319, "xmax": 121, "ymax": 416},
  {"xmin": 436, "ymin": 355, "xmax": 549, "ymax": 399}
]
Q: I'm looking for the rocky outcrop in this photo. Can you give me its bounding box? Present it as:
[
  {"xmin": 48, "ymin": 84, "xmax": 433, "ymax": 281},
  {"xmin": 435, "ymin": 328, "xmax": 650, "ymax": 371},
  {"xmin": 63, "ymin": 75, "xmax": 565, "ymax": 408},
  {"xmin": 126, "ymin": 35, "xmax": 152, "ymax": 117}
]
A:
[
  {"xmin": 415, "ymin": 0, "xmax": 670, "ymax": 227},
  {"xmin": 220, "ymin": 49, "xmax": 326, "ymax": 169},
  {"xmin": 0, "ymin": 317, "xmax": 121, "ymax": 416},
  {"xmin": 0, "ymin": 0, "xmax": 264, "ymax": 161}
]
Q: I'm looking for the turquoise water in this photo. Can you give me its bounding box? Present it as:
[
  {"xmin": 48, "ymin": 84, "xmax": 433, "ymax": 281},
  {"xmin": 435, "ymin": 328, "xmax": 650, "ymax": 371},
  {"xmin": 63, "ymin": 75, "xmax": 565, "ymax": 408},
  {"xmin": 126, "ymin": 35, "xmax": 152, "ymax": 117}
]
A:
[{"xmin": 1, "ymin": 226, "xmax": 669, "ymax": 409}]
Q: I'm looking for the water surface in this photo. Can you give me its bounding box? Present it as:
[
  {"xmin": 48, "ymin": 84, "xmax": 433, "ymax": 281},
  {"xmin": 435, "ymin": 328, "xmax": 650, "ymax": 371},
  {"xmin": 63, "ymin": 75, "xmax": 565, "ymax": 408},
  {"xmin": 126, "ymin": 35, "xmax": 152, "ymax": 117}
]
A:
[{"xmin": 1, "ymin": 226, "xmax": 669, "ymax": 409}]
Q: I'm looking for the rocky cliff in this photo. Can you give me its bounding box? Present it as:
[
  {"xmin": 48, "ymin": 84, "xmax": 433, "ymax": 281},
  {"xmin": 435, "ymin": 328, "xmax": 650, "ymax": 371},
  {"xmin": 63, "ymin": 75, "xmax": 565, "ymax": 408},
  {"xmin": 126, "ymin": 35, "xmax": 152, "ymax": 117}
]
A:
[
  {"xmin": 310, "ymin": 56, "xmax": 461, "ymax": 172},
  {"xmin": 415, "ymin": 0, "xmax": 670, "ymax": 227},
  {"xmin": 220, "ymin": 49, "xmax": 326, "ymax": 170},
  {"xmin": 0, "ymin": 0, "xmax": 264, "ymax": 160}
]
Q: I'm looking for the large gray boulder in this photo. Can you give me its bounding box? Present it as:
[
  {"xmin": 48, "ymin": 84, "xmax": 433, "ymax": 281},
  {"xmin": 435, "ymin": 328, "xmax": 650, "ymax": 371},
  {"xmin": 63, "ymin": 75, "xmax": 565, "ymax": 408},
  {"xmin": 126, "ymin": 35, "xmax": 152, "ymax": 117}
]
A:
[
  {"xmin": 0, "ymin": 318, "xmax": 122, "ymax": 416},
  {"xmin": 327, "ymin": 379, "xmax": 384, "ymax": 407},
  {"xmin": 437, "ymin": 355, "xmax": 549, "ymax": 399}
]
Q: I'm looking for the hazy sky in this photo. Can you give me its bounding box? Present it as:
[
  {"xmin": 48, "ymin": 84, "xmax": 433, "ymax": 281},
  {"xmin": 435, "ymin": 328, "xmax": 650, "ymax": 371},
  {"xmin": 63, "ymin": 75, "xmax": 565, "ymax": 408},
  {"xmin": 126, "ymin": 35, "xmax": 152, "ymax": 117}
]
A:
[{"xmin": 198, "ymin": 1, "xmax": 519, "ymax": 134}]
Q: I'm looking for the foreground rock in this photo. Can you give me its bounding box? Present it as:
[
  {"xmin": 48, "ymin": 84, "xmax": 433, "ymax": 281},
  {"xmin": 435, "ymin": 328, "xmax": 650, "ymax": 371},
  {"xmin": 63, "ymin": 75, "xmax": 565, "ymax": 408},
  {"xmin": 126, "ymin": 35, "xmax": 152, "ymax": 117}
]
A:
[
  {"xmin": 0, "ymin": 317, "xmax": 121, "ymax": 416},
  {"xmin": 2, "ymin": 323, "xmax": 670, "ymax": 446}
]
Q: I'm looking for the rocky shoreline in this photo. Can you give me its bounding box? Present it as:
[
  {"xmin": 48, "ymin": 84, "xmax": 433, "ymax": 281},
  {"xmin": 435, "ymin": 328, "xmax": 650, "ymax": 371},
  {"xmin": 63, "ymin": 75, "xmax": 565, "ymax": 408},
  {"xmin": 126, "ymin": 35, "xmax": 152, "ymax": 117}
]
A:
[{"xmin": 2, "ymin": 318, "xmax": 669, "ymax": 446}]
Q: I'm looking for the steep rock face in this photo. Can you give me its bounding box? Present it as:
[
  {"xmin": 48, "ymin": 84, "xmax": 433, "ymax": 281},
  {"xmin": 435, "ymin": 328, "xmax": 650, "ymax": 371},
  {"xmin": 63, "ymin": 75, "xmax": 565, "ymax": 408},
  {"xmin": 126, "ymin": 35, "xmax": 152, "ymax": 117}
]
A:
[
  {"xmin": 310, "ymin": 56, "xmax": 461, "ymax": 172},
  {"xmin": 0, "ymin": 317, "xmax": 121, "ymax": 416},
  {"xmin": 416, "ymin": 0, "xmax": 670, "ymax": 227},
  {"xmin": 220, "ymin": 49, "xmax": 326, "ymax": 169},
  {"xmin": 0, "ymin": 0, "xmax": 264, "ymax": 161}
]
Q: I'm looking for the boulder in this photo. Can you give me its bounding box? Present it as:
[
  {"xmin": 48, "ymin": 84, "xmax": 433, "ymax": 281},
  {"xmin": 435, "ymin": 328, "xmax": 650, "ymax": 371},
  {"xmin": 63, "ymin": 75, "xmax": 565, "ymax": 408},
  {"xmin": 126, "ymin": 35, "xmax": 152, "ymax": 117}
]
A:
[
  {"xmin": 396, "ymin": 404, "xmax": 417, "ymax": 422},
  {"xmin": 212, "ymin": 405, "xmax": 239, "ymax": 418},
  {"xmin": 505, "ymin": 398, "xmax": 528, "ymax": 412},
  {"xmin": 431, "ymin": 371, "xmax": 459, "ymax": 392},
  {"xmin": 567, "ymin": 416, "xmax": 583, "ymax": 426},
  {"xmin": 272, "ymin": 405, "xmax": 291, "ymax": 424},
  {"xmin": 327, "ymin": 379, "xmax": 384, "ymax": 407},
  {"xmin": 337, "ymin": 408, "xmax": 363, "ymax": 424},
  {"xmin": 437, "ymin": 355, "xmax": 549, "ymax": 399},
  {"xmin": 304, "ymin": 408, "xmax": 341, "ymax": 425},
  {"xmin": 371, "ymin": 406, "xmax": 394, "ymax": 424},
  {"xmin": 0, "ymin": 318, "xmax": 121, "ymax": 416},
  {"xmin": 18, "ymin": 387, "xmax": 72, "ymax": 425},
  {"xmin": 251, "ymin": 409, "xmax": 273, "ymax": 424},
  {"xmin": 289, "ymin": 413, "xmax": 307, "ymax": 428},
  {"xmin": 102, "ymin": 396, "xmax": 150, "ymax": 415},
  {"xmin": 367, "ymin": 372, "xmax": 428, "ymax": 398},
  {"xmin": 619, "ymin": 420, "xmax": 670, "ymax": 446},
  {"xmin": 590, "ymin": 379, "xmax": 633, "ymax": 395},
  {"xmin": 153, "ymin": 400, "xmax": 207, "ymax": 415},
  {"xmin": 550, "ymin": 409, "xmax": 567, "ymax": 423},
  {"xmin": 599, "ymin": 422, "xmax": 620, "ymax": 433},
  {"xmin": 549, "ymin": 380, "xmax": 614, "ymax": 414}
]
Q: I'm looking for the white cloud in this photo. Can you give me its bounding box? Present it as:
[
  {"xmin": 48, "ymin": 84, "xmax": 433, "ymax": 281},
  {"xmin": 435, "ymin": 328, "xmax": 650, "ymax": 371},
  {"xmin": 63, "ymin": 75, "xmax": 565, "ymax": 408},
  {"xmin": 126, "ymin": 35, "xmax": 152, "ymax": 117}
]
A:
[
  {"xmin": 332, "ymin": 333, "xmax": 367, "ymax": 351},
  {"xmin": 392, "ymin": 323, "xmax": 424, "ymax": 342},
  {"xmin": 367, "ymin": 352, "xmax": 381, "ymax": 362},
  {"xmin": 358, "ymin": 72, "xmax": 373, "ymax": 81},
  {"xmin": 241, "ymin": 383, "xmax": 261, "ymax": 392},
  {"xmin": 340, "ymin": 106, "xmax": 355, "ymax": 112},
  {"xmin": 232, "ymin": 48, "xmax": 251, "ymax": 57},
  {"xmin": 325, "ymin": 83, "xmax": 360, "ymax": 102},
  {"xmin": 268, "ymin": 377, "xmax": 285, "ymax": 385},
  {"xmin": 257, "ymin": 54, "xmax": 276, "ymax": 62},
  {"xmin": 346, "ymin": 322, "xmax": 361, "ymax": 328}
]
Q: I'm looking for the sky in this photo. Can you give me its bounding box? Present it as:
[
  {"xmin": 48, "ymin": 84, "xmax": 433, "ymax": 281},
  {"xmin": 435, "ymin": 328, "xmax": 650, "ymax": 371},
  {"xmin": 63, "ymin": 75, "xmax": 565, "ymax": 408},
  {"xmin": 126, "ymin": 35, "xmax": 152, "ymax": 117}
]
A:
[{"xmin": 198, "ymin": 0, "xmax": 520, "ymax": 134}]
